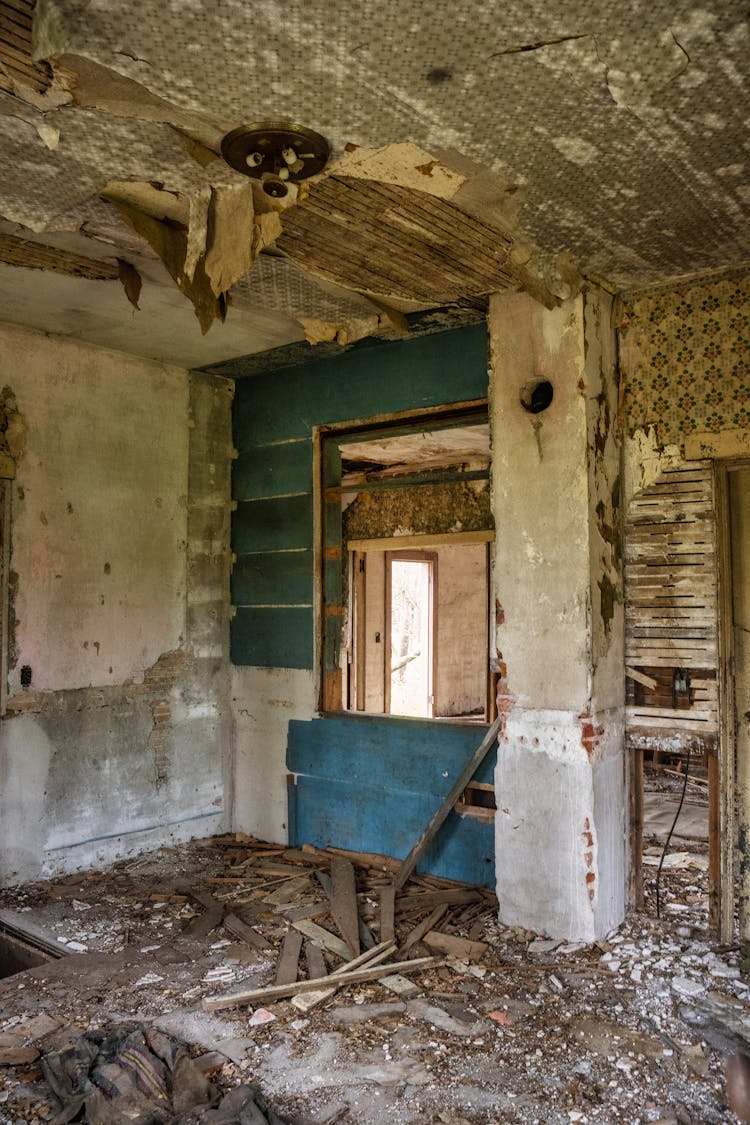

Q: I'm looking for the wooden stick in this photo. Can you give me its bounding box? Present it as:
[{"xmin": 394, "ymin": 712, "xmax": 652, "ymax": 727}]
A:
[
  {"xmin": 625, "ymin": 666, "xmax": 658, "ymax": 690},
  {"xmin": 203, "ymin": 955, "xmax": 440, "ymax": 1011},
  {"xmin": 394, "ymin": 715, "xmax": 503, "ymax": 889}
]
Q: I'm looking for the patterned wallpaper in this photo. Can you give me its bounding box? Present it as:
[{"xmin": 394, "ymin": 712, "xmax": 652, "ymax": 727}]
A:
[{"xmin": 619, "ymin": 269, "xmax": 750, "ymax": 448}]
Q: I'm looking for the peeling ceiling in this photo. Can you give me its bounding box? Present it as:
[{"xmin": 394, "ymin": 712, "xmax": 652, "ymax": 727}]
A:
[{"xmin": 0, "ymin": 0, "xmax": 748, "ymax": 369}]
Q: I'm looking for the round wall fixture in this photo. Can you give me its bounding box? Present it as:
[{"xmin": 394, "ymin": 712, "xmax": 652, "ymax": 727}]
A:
[
  {"xmin": 520, "ymin": 378, "xmax": 554, "ymax": 414},
  {"xmin": 221, "ymin": 121, "xmax": 330, "ymax": 197}
]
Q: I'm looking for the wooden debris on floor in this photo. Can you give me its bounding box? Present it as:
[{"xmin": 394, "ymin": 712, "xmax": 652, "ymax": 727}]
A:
[{"xmin": 192, "ymin": 835, "xmax": 497, "ymax": 1013}]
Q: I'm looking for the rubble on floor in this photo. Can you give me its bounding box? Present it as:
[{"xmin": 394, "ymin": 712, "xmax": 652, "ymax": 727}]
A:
[{"xmin": 0, "ymin": 833, "xmax": 746, "ymax": 1124}]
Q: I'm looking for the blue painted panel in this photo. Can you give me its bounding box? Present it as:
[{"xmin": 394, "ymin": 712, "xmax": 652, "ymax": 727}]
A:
[
  {"xmin": 287, "ymin": 714, "xmax": 496, "ymax": 885},
  {"xmin": 232, "ymin": 606, "xmax": 313, "ymax": 668},
  {"xmin": 233, "ymin": 494, "xmax": 313, "ymax": 553},
  {"xmin": 233, "ymin": 324, "xmax": 488, "ymax": 448},
  {"xmin": 232, "ymin": 551, "xmax": 313, "ymax": 606},
  {"xmin": 287, "ymin": 715, "xmax": 495, "ymax": 797},
  {"xmin": 233, "ymin": 440, "xmax": 312, "ymax": 501},
  {"xmin": 291, "ymin": 775, "xmax": 494, "ymax": 886}
]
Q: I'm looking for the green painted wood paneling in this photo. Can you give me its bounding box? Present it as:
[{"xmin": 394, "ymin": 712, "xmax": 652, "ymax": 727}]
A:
[
  {"xmin": 231, "ymin": 550, "xmax": 313, "ymax": 607},
  {"xmin": 233, "ymin": 493, "xmax": 313, "ymax": 553},
  {"xmin": 233, "ymin": 324, "xmax": 488, "ymax": 450},
  {"xmin": 233, "ymin": 439, "xmax": 312, "ymax": 501},
  {"xmin": 232, "ymin": 606, "xmax": 313, "ymax": 668}
]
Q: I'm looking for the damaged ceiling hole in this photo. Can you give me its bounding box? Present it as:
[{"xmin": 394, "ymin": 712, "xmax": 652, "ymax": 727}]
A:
[{"xmin": 520, "ymin": 378, "xmax": 554, "ymax": 414}]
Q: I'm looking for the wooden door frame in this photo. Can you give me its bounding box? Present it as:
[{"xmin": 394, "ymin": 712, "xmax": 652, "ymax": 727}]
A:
[{"xmin": 715, "ymin": 460, "xmax": 742, "ymax": 944}]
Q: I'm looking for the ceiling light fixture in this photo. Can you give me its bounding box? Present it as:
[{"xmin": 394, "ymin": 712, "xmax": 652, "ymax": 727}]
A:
[{"xmin": 220, "ymin": 121, "xmax": 330, "ymax": 198}]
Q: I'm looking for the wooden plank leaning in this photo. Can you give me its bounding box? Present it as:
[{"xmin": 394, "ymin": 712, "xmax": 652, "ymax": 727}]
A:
[{"xmin": 394, "ymin": 714, "xmax": 503, "ymax": 890}]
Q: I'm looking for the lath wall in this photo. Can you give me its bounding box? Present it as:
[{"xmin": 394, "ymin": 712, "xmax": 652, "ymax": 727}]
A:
[{"xmin": 625, "ymin": 462, "xmax": 718, "ymax": 751}]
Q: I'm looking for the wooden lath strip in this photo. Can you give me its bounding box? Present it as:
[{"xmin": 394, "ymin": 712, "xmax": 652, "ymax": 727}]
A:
[
  {"xmin": 0, "ymin": 0, "xmax": 52, "ymax": 94},
  {"xmin": 280, "ymin": 176, "xmax": 517, "ymax": 303},
  {"xmin": 0, "ymin": 233, "xmax": 120, "ymax": 280}
]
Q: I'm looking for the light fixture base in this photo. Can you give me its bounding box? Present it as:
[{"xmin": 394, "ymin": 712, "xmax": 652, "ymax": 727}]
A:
[{"xmin": 221, "ymin": 121, "xmax": 330, "ymax": 196}]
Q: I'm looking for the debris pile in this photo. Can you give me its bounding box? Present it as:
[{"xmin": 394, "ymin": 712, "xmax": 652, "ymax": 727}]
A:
[{"xmin": 0, "ymin": 834, "xmax": 746, "ymax": 1124}]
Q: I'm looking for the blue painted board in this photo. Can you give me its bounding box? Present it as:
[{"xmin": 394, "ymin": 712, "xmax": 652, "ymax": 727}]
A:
[
  {"xmin": 291, "ymin": 775, "xmax": 495, "ymax": 887},
  {"xmin": 287, "ymin": 714, "xmax": 495, "ymax": 797},
  {"xmin": 233, "ymin": 493, "xmax": 313, "ymax": 553},
  {"xmin": 231, "ymin": 550, "xmax": 313, "ymax": 607},
  {"xmin": 232, "ymin": 606, "xmax": 313, "ymax": 669},
  {"xmin": 233, "ymin": 439, "xmax": 312, "ymax": 501},
  {"xmin": 233, "ymin": 324, "xmax": 488, "ymax": 449}
]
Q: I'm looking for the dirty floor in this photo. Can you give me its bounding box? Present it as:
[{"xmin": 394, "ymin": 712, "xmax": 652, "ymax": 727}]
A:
[{"xmin": 0, "ymin": 814, "xmax": 746, "ymax": 1125}]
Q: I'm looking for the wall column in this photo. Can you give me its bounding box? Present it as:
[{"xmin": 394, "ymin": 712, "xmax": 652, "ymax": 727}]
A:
[{"xmin": 489, "ymin": 287, "xmax": 625, "ymax": 941}]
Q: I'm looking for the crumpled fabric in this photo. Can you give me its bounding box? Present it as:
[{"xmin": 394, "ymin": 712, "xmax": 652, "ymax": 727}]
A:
[{"xmin": 41, "ymin": 1022, "xmax": 292, "ymax": 1125}]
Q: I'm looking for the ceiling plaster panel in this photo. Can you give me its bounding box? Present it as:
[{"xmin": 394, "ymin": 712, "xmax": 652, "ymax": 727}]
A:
[{"xmin": 25, "ymin": 0, "xmax": 749, "ymax": 288}]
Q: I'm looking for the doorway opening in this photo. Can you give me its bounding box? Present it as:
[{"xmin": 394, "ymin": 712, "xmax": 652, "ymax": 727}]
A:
[
  {"xmin": 317, "ymin": 403, "xmax": 494, "ymax": 722},
  {"xmin": 385, "ymin": 551, "xmax": 436, "ymax": 718}
]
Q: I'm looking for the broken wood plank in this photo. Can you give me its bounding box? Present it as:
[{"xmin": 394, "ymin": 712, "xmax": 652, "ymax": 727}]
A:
[
  {"xmin": 423, "ymin": 930, "xmax": 489, "ymax": 962},
  {"xmin": 274, "ymin": 901, "xmax": 330, "ymax": 922},
  {"xmin": 330, "ymin": 857, "xmax": 360, "ymax": 959},
  {"xmin": 203, "ymin": 955, "xmax": 438, "ymax": 1011},
  {"xmin": 378, "ymin": 973, "xmax": 422, "ymax": 1000},
  {"xmin": 395, "ymin": 888, "xmax": 482, "ymax": 913},
  {"xmin": 184, "ymin": 892, "xmax": 224, "ymax": 939},
  {"xmin": 379, "ymin": 884, "xmax": 395, "ymax": 944},
  {"xmin": 262, "ymin": 874, "xmax": 313, "ymax": 905},
  {"xmin": 293, "ymin": 940, "xmax": 395, "ymax": 1012},
  {"xmin": 291, "ymin": 919, "xmax": 350, "ymax": 959},
  {"xmin": 305, "ymin": 940, "xmax": 328, "ymax": 982},
  {"xmin": 324, "ymin": 846, "xmax": 400, "ymax": 872},
  {"xmin": 275, "ymin": 929, "xmax": 303, "ymax": 986},
  {"xmin": 625, "ymin": 666, "xmax": 658, "ymax": 690},
  {"xmin": 399, "ymin": 904, "xmax": 449, "ymax": 956},
  {"xmin": 394, "ymin": 715, "xmax": 503, "ymax": 889},
  {"xmin": 223, "ymin": 913, "xmax": 271, "ymax": 951}
]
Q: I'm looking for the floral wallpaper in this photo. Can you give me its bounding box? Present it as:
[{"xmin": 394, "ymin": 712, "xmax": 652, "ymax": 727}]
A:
[{"xmin": 619, "ymin": 269, "xmax": 750, "ymax": 448}]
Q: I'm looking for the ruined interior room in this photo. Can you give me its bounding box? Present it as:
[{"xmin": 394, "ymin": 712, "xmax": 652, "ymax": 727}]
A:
[{"xmin": 0, "ymin": 1, "xmax": 749, "ymax": 1123}]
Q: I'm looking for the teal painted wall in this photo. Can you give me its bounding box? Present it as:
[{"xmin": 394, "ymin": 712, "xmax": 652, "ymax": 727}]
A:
[
  {"xmin": 231, "ymin": 324, "xmax": 489, "ymax": 667},
  {"xmin": 231, "ymin": 325, "xmax": 493, "ymax": 884}
]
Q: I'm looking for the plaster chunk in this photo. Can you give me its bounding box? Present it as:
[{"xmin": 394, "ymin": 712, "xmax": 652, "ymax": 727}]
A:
[{"xmin": 329, "ymin": 142, "xmax": 467, "ymax": 200}]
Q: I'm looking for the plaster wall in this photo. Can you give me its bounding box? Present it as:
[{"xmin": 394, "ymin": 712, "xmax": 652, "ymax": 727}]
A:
[
  {"xmin": 232, "ymin": 666, "xmax": 316, "ymax": 843},
  {"xmin": 490, "ymin": 287, "xmax": 625, "ymax": 941},
  {"xmin": 0, "ymin": 324, "xmax": 232, "ymax": 884}
]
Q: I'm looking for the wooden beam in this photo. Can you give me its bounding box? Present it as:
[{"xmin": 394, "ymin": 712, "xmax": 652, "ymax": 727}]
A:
[
  {"xmin": 224, "ymin": 913, "xmax": 271, "ymax": 951},
  {"xmin": 394, "ymin": 715, "xmax": 503, "ymax": 889},
  {"xmin": 203, "ymin": 955, "xmax": 440, "ymax": 1011}
]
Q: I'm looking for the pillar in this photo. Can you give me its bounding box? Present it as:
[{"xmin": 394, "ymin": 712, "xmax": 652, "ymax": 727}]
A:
[{"xmin": 489, "ymin": 286, "xmax": 625, "ymax": 942}]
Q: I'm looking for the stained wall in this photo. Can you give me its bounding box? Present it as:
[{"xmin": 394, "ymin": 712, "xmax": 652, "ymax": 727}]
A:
[{"xmin": 0, "ymin": 323, "xmax": 232, "ymax": 884}]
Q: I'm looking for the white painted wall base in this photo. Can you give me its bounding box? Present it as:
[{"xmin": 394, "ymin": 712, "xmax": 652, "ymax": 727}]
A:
[
  {"xmin": 495, "ymin": 708, "xmax": 625, "ymax": 942},
  {"xmin": 232, "ymin": 666, "xmax": 316, "ymax": 842}
]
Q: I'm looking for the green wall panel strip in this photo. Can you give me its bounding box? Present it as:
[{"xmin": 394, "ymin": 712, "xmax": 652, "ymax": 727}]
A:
[
  {"xmin": 233, "ymin": 439, "xmax": 312, "ymax": 501},
  {"xmin": 233, "ymin": 324, "xmax": 488, "ymax": 449},
  {"xmin": 232, "ymin": 606, "xmax": 314, "ymax": 669},
  {"xmin": 233, "ymin": 493, "xmax": 313, "ymax": 553},
  {"xmin": 232, "ymin": 550, "xmax": 314, "ymax": 606}
]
